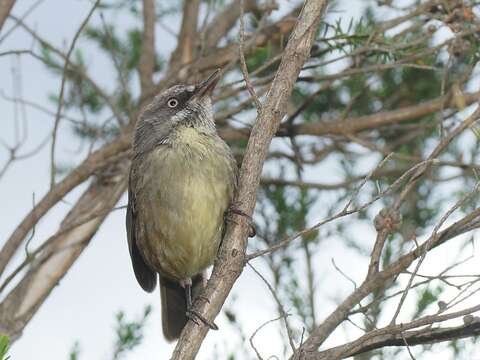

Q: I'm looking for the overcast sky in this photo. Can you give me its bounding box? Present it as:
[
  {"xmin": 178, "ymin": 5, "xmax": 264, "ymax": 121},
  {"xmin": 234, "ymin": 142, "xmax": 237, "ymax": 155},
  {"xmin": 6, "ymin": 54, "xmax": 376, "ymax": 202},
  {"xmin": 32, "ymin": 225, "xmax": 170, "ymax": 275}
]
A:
[{"xmin": 2, "ymin": 1, "xmax": 475, "ymax": 359}]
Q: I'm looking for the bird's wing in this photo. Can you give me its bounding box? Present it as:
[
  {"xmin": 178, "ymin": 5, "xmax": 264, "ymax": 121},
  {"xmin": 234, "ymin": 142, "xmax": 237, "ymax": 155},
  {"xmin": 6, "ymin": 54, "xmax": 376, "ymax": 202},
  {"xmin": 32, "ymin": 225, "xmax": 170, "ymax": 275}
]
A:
[{"xmin": 126, "ymin": 177, "xmax": 157, "ymax": 292}]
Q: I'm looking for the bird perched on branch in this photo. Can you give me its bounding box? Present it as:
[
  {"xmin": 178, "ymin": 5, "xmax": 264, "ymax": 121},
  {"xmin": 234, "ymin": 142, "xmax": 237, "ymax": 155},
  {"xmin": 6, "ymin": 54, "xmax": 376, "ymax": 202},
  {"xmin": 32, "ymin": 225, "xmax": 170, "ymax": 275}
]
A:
[{"xmin": 126, "ymin": 70, "xmax": 242, "ymax": 340}]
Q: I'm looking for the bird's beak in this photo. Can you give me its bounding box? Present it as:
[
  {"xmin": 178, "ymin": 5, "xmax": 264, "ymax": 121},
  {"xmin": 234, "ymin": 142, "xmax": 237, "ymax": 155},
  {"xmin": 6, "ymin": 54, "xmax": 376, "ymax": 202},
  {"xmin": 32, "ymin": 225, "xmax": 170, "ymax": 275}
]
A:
[{"xmin": 193, "ymin": 69, "xmax": 221, "ymax": 99}]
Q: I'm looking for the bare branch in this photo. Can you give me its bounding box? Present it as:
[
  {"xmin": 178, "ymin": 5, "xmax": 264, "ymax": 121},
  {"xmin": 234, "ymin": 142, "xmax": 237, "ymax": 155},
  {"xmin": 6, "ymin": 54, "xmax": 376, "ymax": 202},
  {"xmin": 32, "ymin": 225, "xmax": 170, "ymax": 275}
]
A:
[
  {"xmin": 169, "ymin": 0, "xmax": 200, "ymax": 81},
  {"xmin": 0, "ymin": 0, "xmax": 15, "ymax": 32},
  {"xmin": 390, "ymin": 182, "xmax": 480, "ymax": 325},
  {"xmin": 0, "ymin": 133, "xmax": 130, "ymax": 278},
  {"xmin": 9, "ymin": 14, "xmax": 127, "ymax": 125},
  {"xmin": 238, "ymin": 0, "xmax": 262, "ymax": 110},
  {"xmin": 0, "ymin": 0, "xmax": 43, "ymax": 43},
  {"xmin": 0, "ymin": 168, "xmax": 127, "ymax": 341},
  {"xmin": 293, "ymin": 205, "xmax": 480, "ymax": 356},
  {"xmin": 248, "ymin": 263, "xmax": 296, "ymax": 355},
  {"xmin": 138, "ymin": 0, "xmax": 155, "ymax": 93},
  {"xmin": 49, "ymin": 0, "xmax": 101, "ymax": 188},
  {"xmin": 249, "ymin": 315, "xmax": 285, "ymax": 360},
  {"xmin": 312, "ymin": 320, "xmax": 480, "ymax": 359},
  {"xmin": 202, "ymin": 0, "xmax": 267, "ymax": 49},
  {"xmin": 171, "ymin": 1, "xmax": 327, "ymax": 358},
  {"xmin": 218, "ymin": 91, "xmax": 480, "ymax": 141}
]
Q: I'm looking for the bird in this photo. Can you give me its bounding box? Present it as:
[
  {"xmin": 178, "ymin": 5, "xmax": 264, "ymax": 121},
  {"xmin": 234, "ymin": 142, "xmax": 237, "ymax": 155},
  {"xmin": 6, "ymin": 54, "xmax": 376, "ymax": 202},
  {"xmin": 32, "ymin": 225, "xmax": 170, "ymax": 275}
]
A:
[{"xmin": 126, "ymin": 70, "xmax": 238, "ymax": 341}]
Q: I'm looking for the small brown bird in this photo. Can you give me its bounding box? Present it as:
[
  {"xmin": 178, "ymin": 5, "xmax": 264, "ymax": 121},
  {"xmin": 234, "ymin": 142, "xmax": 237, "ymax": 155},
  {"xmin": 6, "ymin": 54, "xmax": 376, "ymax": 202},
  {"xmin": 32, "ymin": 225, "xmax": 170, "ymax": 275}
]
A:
[{"xmin": 126, "ymin": 70, "xmax": 237, "ymax": 340}]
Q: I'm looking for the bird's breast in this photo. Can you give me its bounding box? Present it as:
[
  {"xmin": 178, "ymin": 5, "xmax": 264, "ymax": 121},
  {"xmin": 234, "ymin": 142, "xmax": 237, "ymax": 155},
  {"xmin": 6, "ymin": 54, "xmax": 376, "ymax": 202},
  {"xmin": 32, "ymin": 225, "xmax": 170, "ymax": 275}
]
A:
[{"xmin": 135, "ymin": 127, "xmax": 236, "ymax": 281}]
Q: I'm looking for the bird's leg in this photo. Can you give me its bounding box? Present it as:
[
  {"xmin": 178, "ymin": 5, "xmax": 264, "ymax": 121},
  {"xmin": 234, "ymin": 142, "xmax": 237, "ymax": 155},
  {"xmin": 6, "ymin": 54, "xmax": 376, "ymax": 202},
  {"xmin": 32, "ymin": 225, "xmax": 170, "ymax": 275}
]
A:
[
  {"xmin": 225, "ymin": 203, "xmax": 256, "ymax": 237},
  {"xmin": 180, "ymin": 278, "xmax": 218, "ymax": 330},
  {"xmin": 194, "ymin": 275, "xmax": 210, "ymax": 304}
]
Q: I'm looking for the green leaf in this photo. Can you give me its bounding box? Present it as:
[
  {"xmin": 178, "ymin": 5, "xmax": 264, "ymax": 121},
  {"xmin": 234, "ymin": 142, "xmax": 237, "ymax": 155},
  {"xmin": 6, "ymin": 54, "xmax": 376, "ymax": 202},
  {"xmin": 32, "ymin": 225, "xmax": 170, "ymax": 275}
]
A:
[
  {"xmin": 0, "ymin": 335, "xmax": 10, "ymax": 360},
  {"xmin": 415, "ymin": 285, "xmax": 443, "ymax": 317},
  {"xmin": 112, "ymin": 305, "xmax": 152, "ymax": 360},
  {"xmin": 68, "ymin": 341, "xmax": 80, "ymax": 360}
]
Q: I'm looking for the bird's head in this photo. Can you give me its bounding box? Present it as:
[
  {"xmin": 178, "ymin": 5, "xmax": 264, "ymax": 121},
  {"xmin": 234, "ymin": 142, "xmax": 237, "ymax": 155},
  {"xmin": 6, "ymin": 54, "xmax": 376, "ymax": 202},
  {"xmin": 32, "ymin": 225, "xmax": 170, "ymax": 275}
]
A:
[
  {"xmin": 141, "ymin": 69, "xmax": 220, "ymax": 128},
  {"xmin": 133, "ymin": 69, "xmax": 221, "ymax": 154}
]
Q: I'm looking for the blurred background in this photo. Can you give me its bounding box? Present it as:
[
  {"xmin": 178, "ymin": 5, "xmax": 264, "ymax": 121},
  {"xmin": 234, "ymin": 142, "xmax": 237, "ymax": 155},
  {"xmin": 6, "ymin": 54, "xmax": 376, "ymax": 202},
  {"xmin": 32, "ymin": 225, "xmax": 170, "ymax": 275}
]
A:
[{"xmin": 1, "ymin": 0, "xmax": 480, "ymax": 359}]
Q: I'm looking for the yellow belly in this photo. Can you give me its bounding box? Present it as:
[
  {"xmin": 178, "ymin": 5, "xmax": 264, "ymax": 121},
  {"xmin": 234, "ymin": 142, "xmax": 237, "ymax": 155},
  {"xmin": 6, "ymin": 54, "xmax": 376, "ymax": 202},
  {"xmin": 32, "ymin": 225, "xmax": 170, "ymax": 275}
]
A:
[{"xmin": 136, "ymin": 128, "xmax": 236, "ymax": 281}]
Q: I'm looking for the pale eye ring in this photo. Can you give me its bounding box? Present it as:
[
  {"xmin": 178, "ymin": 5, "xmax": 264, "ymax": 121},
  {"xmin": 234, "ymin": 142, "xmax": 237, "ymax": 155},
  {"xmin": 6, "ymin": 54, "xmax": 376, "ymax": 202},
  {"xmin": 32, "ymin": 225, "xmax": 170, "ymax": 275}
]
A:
[{"xmin": 167, "ymin": 98, "xmax": 178, "ymax": 108}]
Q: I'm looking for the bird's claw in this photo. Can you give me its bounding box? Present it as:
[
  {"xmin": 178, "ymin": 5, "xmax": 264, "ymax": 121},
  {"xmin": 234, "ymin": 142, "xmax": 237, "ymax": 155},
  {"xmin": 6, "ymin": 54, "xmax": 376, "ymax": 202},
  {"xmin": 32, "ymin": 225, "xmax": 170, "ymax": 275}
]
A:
[
  {"xmin": 226, "ymin": 206, "xmax": 256, "ymax": 237},
  {"xmin": 186, "ymin": 309, "xmax": 219, "ymax": 330}
]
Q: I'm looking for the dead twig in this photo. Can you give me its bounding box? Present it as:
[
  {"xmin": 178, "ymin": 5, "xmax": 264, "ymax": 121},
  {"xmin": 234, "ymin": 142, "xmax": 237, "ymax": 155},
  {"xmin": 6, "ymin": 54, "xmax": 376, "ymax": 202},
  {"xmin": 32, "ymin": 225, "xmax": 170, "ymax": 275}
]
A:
[
  {"xmin": 239, "ymin": 0, "xmax": 263, "ymax": 111},
  {"xmin": 49, "ymin": 0, "xmax": 101, "ymax": 188}
]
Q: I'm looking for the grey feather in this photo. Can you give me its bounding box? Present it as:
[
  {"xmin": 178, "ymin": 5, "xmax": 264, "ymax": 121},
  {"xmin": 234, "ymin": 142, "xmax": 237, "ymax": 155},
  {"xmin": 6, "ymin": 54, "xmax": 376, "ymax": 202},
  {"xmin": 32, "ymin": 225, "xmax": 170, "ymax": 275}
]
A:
[{"xmin": 126, "ymin": 187, "xmax": 157, "ymax": 292}]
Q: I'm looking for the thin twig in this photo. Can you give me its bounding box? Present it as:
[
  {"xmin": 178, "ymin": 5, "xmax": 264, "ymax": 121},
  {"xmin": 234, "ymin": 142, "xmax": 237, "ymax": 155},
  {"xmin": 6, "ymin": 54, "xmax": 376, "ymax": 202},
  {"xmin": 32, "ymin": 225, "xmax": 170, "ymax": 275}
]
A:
[
  {"xmin": 248, "ymin": 263, "xmax": 297, "ymax": 355},
  {"xmin": 249, "ymin": 315, "xmax": 285, "ymax": 360},
  {"xmin": 49, "ymin": 0, "xmax": 101, "ymax": 188},
  {"xmin": 239, "ymin": 0, "xmax": 262, "ymax": 110}
]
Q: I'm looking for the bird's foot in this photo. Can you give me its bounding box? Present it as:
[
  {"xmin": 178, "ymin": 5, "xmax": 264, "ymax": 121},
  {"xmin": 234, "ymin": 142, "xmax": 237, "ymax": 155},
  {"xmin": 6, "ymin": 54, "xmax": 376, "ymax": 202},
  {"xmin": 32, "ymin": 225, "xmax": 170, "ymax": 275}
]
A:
[
  {"xmin": 225, "ymin": 205, "xmax": 256, "ymax": 237},
  {"xmin": 186, "ymin": 308, "xmax": 218, "ymax": 330},
  {"xmin": 182, "ymin": 277, "xmax": 218, "ymax": 330}
]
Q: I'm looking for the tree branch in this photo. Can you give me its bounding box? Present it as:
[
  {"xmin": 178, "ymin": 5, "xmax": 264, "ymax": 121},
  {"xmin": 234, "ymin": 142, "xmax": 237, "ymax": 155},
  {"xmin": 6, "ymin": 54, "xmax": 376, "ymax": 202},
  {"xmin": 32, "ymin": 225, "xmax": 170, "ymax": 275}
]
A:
[
  {"xmin": 0, "ymin": 133, "xmax": 130, "ymax": 278},
  {"xmin": 169, "ymin": 0, "xmax": 200, "ymax": 81},
  {"xmin": 202, "ymin": 0, "xmax": 263, "ymax": 49},
  {"xmin": 293, "ymin": 203, "xmax": 480, "ymax": 356},
  {"xmin": 0, "ymin": 0, "xmax": 15, "ymax": 32},
  {"xmin": 218, "ymin": 91, "xmax": 480, "ymax": 141},
  {"xmin": 312, "ymin": 319, "xmax": 480, "ymax": 359},
  {"xmin": 0, "ymin": 167, "xmax": 127, "ymax": 342},
  {"xmin": 138, "ymin": 0, "xmax": 155, "ymax": 93},
  {"xmin": 9, "ymin": 14, "xmax": 127, "ymax": 125},
  {"xmin": 171, "ymin": 1, "xmax": 327, "ymax": 358},
  {"xmin": 144, "ymin": 4, "xmax": 301, "ymax": 100}
]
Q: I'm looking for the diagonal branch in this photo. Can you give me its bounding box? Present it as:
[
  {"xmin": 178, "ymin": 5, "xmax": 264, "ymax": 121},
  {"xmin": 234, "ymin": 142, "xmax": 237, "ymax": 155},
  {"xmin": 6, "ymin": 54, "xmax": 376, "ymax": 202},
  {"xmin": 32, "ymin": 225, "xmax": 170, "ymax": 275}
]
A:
[
  {"xmin": 8, "ymin": 14, "xmax": 127, "ymax": 125},
  {"xmin": 3, "ymin": 89, "xmax": 476, "ymax": 284},
  {"xmin": 0, "ymin": 133, "xmax": 130, "ymax": 278},
  {"xmin": 3, "ymin": 90, "xmax": 478, "ymax": 280},
  {"xmin": 0, "ymin": 0, "xmax": 15, "ymax": 32},
  {"xmin": 0, "ymin": 169, "xmax": 127, "ymax": 342},
  {"xmin": 0, "ymin": 0, "xmax": 318, "ymax": 344},
  {"xmin": 171, "ymin": 1, "xmax": 328, "ymax": 358},
  {"xmin": 0, "ymin": 0, "xmax": 302, "ymax": 289},
  {"xmin": 293, "ymin": 201, "xmax": 480, "ymax": 356}
]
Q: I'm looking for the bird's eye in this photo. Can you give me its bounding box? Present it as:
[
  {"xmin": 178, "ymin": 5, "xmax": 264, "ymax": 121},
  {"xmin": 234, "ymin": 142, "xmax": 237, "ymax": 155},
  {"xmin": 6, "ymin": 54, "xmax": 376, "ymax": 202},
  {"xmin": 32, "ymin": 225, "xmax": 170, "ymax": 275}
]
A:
[{"xmin": 167, "ymin": 98, "xmax": 179, "ymax": 108}]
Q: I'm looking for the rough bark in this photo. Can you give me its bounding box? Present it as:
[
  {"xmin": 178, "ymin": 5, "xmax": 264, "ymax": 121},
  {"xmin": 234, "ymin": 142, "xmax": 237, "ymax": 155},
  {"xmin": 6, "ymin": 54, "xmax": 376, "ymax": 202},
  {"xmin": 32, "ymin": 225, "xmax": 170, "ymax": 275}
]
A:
[
  {"xmin": 0, "ymin": 166, "xmax": 127, "ymax": 341},
  {"xmin": 170, "ymin": 0, "xmax": 327, "ymax": 358}
]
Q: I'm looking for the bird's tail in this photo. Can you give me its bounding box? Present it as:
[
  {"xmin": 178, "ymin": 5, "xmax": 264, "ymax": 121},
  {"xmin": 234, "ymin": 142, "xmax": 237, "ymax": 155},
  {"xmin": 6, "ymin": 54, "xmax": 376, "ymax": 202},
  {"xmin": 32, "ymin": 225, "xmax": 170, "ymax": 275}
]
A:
[{"xmin": 160, "ymin": 273, "xmax": 205, "ymax": 341}]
